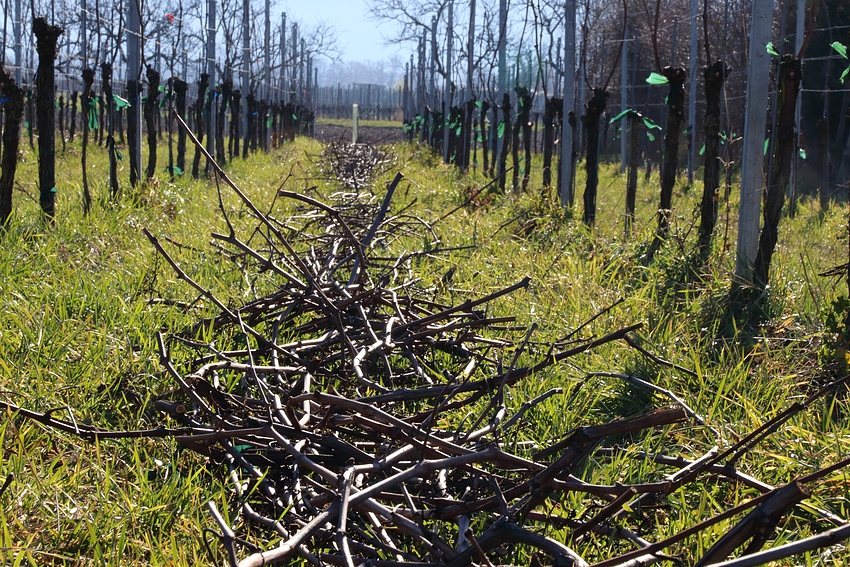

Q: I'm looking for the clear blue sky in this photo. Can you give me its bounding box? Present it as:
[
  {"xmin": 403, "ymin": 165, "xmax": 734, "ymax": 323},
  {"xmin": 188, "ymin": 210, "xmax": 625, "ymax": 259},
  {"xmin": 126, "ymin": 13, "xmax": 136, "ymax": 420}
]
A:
[{"xmin": 279, "ymin": 0, "xmax": 404, "ymax": 63}]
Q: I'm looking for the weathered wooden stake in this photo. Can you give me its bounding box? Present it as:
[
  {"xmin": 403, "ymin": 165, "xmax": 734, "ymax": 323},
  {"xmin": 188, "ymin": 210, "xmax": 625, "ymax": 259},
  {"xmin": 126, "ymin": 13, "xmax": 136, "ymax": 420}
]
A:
[
  {"xmin": 583, "ymin": 88, "xmax": 608, "ymax": 225},
  {"xmin": 698, "ymin": 61, "xmax": 728, "ymax": 257},
  {"xmin": 144, "ymin": 65, "xmax": 160, "ymax": 180},
  {"xmin": 81, "ymin": 68, "xmax": 94, "ymax": 214},
  {"xmin": 657, "ymin": 67, "xmax": 686, "ymax": 237},
  {"xmin": 174, "ymin": 78, "xmax": 188, "ymax": 173},
  {"xmin": 102, "ymin": 62, "xmax": 119, "ymax": 200},
  {"xmin": 0, "ymin": 68, "xmax": 22, "ymax": 227},
  {"xmin": 33, "ymin": 18, "xmax": 62, "ymax": 220},
  {"xmin": 752, "ymin": 56, "xmax": 802, "ymax": 290}
]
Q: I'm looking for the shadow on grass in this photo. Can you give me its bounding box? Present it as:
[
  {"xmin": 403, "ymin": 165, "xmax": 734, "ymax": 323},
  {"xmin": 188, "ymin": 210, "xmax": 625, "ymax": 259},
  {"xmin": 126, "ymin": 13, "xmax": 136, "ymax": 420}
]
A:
[{"xmin": 699, "ymin": 282, "xmax": 785, "ymax": 359}]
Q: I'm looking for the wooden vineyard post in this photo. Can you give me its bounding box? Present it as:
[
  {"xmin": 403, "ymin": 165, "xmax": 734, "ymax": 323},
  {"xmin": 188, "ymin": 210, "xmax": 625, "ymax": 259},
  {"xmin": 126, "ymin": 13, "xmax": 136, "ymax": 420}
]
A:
[
  {"xmin": 174, "ymin": 78, "xmax": 188, "ymax": 174},
  {"xmin": 229, "ymin": 89, "xmax": 241, "ymax": 159},
  {"xmin": 126, "ymin": 0, "xmax": 142, "ymax": 186},
  {"xmin": 102, "ymin": 62, "xmax": 120, "ymax": 200},
  {"xmin": 542, "ymin": 97, "xmax": 557, "ymax": 187},
  {"xmin": 498, "ymin": 93, "xmax": 511, "ymax": 191},
  {"xmin": 626, "ymin": 112, "xmax": 640, "ymax": 234},
  {"xmin": 788, "ymin": 0, "xmax": 806, "ymax": 218},
  {"xmin": 144, "ymin": 65, "xmax": 160, "ymax": 180},
  {"xmin": 58, "ymin": 95, "xmax": 65, "ymax": 153},
  {"xmin": 0, "ymin": 69, "xmax": 22, "ymax": 227},
  {"xmin": 583, "ymin": 88, "xmax": 608, "ymax": 225},
  {"xmin": 191, "ymin": 73, "xmax": 209, "ymax": 178},
  {"xmin": 215, "ymin": 80, "xmax": 230, "ymax": 164},
  {"xmin": 656, "ymin": 66, "xmax": 686, "ymax": 237},
  {"xmin": 33, "ymin": 18, "xmax": 62, "ymax": 220},
  {"xmin": 81, "ymin": 68, "xmax": 94, "ymax": 214},
  {"xmin": 698, "ymin": 61, "xmax": 728, "ymax": 257},
  {"xmin": 69, "ymin": 91, "xmax": 78, "ymax": 141},
  {"xmin": 752, "ymin": 56, "xmax": 802, "ymax": 291}
]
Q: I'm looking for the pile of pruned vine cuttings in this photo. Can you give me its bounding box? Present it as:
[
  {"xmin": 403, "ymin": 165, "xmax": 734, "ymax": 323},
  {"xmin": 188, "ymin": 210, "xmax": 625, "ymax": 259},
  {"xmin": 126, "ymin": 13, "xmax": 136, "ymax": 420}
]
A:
[
  {"xmin": 317, "ymin": 141, "xmax": 394, "ymax": 190},
  {"xmin": 6, "ymin": 161, "xmax": 850, "ymax": 567}
]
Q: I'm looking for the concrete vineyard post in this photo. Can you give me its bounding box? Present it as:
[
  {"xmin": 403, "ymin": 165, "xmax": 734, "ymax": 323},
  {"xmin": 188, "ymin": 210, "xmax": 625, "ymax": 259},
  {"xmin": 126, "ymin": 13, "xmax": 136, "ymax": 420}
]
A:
[
  {"xmin": 429, "ymin": 16, "xmax": 436, "ymax": 146},
  {"xmin": 264, "ymin": 0, "xmax": 271, "ymax": 151},
  {"xmin": 578, "ymin": 28, "xmax": 586, "ymax": 155},
  {"xmin": 789, "ymin": 0, "xmax": 805, "ymax": 217},
  {"xmin": 80, "ymin": 0, "xmax": 87, "ymax": 67},
  {"xmin": 352, "ymin": 103, "xmax": 358, "ymax": 143},
  {"xmin": 620, "ymin": 24, "xmax": 628, "ymax": 172},
  {"xmin": 498, "ymin": 0, "xmax": 506, "ymax": 95},
  {"xmin": 497, "ymin": 0, "xmax": 506, "ymax": 165},
  {"xmin": 403, "ymin": 62, "xmax": 409, "ymax": 127},
  {"xmin": 206, "ymin": 0, "xmax": 216, "ymax": 171},
  {"xmin": 560, "ymin": 0, "xmax": 575, "ymax": 207},
  {"xmin": 290, "ymin": 23, "xmax": 297, "ymax": 104},
  {"xmin": 688, "ymin": 0, "xmax": 698, "ymax": 185},
  {"xmin": 465, "ymin": 0, "xmax": 476, "ymax": 168},
  {"xmin": 280, "ymin": 13, "xmax": 286, "ymax": 103},
  {"xmin": 241, "ymin": 0, "xmax": 249, "ymax": 143},
  {"xmin": 443, "ymin": 0, "xmax": 453, "ymax": 164},
  {"xmin": 14, "ymin": 0, "xmax": 20, "ymax": 84},
  {"xmin": 300, "ymin": 39, "xmax": 305, "ymax": 107},
  {"xmin": 735, "ymin": 0, "xmax": 774, "ymax": 282}
]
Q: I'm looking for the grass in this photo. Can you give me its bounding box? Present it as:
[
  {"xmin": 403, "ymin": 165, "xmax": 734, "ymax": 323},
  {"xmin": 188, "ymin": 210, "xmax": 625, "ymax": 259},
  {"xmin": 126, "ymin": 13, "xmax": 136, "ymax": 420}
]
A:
[{"xmin": 0, "ymin": 133, "xmax": 848, "ymax": 565}]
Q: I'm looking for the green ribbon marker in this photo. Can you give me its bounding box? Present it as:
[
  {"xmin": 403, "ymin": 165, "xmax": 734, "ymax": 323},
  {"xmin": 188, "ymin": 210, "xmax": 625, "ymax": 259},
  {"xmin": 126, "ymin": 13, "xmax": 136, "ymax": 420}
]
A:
[
  {"xmin": 826, "ymin": 42, "xmax": 849, "ymax": 83},
  {"xmin": 87, "ymin": 98, "xmax": 98, "ymax": 130},
  {"xmin": 642, "ymin": 117, "xmax": 660, "ymax": 130},
  {"xmin": 646, "ymin": 72, "xmax": 669, "ymax": 85},
  {"xmin": 608, "ymin": 109, "xmax": 630, "ymax": 123}
]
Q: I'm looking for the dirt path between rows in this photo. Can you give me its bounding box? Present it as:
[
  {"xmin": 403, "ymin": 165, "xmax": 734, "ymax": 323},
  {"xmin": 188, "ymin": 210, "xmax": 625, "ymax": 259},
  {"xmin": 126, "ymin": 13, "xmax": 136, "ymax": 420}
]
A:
[{"xmin": 312, "ymin": 123, "xmax": 404, "ymax": 145}]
